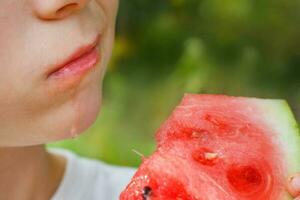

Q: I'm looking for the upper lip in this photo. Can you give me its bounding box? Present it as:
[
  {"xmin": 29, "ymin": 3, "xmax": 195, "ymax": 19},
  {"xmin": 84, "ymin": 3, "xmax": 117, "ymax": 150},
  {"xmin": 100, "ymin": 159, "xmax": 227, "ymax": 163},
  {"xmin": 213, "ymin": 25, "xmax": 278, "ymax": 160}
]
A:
[{"xmin": 47, "ymin": 35, "xmax": 100, "ymax": 78}]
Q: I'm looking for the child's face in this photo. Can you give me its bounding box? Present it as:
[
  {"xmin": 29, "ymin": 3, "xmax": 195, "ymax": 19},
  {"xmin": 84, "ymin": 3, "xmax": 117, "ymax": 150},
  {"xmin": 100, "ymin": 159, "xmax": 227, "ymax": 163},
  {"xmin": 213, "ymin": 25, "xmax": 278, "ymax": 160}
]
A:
[{"xmin": 0, "ymin": 0, "xmax": 119, "ymax": 147}]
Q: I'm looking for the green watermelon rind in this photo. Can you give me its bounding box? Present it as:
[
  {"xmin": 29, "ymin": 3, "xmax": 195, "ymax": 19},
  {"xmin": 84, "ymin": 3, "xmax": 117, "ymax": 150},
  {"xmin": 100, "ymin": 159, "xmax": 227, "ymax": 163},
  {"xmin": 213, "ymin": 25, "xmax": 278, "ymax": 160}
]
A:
[
  {"xmin": 257, "ymin": 100, "xmax": 300, "ymax": 172},
  {"xmin": 255, "ymin": 99, "xmax": 300, "ymax": 200}
]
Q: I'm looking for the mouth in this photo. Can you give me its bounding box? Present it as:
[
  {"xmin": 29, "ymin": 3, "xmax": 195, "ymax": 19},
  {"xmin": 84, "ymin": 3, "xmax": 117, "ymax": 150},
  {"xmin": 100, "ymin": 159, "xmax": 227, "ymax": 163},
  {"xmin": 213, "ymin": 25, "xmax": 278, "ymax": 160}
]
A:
[{"xmin": 47, "ymin": 35, "xmax": 101, "ymax": 80}]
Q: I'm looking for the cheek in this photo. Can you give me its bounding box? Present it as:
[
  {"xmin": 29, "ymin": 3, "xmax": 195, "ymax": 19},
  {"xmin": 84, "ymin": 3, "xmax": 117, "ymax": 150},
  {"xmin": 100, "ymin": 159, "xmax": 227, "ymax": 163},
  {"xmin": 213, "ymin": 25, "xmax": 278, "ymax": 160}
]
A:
[
  {"xmin": 0, "ymin": 2, "xmax": 35, "ymax": 105},
  {"xmin": 0, "ymin": 1, "xmax": 28, "ymax": 58},
  {"xmin": 96, "ymin": 0, "xmax": 119, "ymax": 21}
]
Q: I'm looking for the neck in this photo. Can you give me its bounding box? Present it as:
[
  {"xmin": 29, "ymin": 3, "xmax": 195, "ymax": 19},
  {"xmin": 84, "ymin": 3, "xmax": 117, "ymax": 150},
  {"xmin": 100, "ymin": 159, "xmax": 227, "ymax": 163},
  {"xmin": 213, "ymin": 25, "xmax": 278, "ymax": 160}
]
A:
[{"xmin": 0, "ymin": 145, "xmax": 66, "ymax": 200}]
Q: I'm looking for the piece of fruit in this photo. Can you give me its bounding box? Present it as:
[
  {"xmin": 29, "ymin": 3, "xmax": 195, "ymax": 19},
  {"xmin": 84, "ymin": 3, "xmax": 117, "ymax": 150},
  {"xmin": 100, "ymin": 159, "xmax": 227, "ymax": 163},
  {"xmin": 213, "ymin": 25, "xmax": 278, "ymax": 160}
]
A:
[{"xmin": 120, "ymin": 94, "xmax": 300, "ymax": 200}]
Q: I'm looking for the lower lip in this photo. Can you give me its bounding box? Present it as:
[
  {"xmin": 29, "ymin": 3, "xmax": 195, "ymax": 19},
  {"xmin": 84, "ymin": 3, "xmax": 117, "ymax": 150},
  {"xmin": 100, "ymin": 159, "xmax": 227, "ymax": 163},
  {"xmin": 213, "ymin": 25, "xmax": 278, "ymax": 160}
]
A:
[{"xmin": 48, "ymin": 47, "xmax": 100, "ymax": 80}]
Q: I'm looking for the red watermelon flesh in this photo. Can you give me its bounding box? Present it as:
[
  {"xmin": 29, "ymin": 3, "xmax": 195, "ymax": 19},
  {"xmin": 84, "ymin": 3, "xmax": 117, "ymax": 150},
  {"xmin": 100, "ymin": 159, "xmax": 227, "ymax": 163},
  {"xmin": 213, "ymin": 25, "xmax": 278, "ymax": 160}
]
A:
[{"xmin": 120, "ymin": 94, "xmax": 300, "ymax": 200}]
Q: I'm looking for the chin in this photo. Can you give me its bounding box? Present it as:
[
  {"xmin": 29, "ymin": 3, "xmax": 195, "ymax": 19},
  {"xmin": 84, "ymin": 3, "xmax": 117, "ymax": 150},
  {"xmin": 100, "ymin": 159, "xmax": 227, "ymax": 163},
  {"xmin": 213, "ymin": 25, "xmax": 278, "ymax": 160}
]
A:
[
  {"xmin": 73, "ymin": 86, "xmax": 102, "ymax": 136},
  {"xmin": 30, "ymin": 87, "xmax": 101, "ymax": 146},
  {"xmin": 49, "ymin": 68, "xmax": 104, "ymax": 141},
  {"xmin": 65, "ymin": 77, "xmax": 103, "ymax": 139}
]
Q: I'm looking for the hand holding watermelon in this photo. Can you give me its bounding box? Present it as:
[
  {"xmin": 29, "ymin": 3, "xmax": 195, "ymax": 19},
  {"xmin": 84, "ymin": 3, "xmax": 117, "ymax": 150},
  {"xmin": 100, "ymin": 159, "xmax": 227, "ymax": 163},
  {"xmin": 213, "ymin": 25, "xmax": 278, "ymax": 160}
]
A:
[{"xmin": 120, "ymin": 94, "xmax": 300, "ymax": 200}]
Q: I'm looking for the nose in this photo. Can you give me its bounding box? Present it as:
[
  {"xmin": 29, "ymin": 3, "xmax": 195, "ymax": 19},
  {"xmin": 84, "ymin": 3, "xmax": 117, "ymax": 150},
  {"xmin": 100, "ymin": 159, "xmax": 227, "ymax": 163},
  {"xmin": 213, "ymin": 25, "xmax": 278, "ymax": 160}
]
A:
[{"xmin": 32, "ymin": 0, "xmax": 90, "ymax": 20}]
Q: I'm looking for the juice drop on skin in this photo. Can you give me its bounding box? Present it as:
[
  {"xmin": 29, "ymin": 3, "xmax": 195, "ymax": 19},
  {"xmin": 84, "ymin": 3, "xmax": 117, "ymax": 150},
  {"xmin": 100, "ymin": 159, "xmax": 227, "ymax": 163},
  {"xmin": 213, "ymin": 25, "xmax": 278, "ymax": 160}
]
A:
[{"xmin": 70, "ymin": 126, "xmax": 79, "ymax": 139}]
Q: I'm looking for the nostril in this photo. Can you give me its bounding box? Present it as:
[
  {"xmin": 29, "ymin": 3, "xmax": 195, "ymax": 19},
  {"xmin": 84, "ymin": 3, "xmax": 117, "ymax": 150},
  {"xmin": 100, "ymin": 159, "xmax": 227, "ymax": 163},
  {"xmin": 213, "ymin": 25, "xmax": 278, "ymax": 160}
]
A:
[{"xmin": 56, "ymin": 3, "xmax": 79, "ymax": 18}]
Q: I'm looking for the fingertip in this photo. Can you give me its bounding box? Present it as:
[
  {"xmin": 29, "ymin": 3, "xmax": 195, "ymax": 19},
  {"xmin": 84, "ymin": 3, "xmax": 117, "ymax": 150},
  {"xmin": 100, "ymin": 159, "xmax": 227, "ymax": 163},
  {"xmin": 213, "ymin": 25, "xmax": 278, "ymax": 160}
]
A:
[{"xmin": 287, "ymin": 174, "xmax": 300, "ymax": 197}]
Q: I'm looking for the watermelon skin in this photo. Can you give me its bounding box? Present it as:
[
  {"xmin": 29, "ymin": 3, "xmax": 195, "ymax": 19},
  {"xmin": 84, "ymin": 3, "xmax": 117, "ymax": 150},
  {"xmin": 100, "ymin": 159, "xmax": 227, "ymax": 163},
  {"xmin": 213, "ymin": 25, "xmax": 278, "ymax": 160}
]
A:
[{"xmin": 120, "ymin": 94, "xmax": 300, "ymax": 200}]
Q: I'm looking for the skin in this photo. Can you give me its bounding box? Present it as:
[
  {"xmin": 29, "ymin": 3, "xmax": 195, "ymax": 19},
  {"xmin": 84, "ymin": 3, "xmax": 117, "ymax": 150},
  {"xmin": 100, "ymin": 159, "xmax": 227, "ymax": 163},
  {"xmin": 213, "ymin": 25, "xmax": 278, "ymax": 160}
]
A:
[
  {"xmin": 0, "ymin": 0, "xmax": 298, "ymax": 200},
  {"xmin": 287, "ymin": 174, "xmax": 300, "ymax": 199},
  {"xmin": 0, "ymin": 0, "xmax": 118, "ymax": 199}
]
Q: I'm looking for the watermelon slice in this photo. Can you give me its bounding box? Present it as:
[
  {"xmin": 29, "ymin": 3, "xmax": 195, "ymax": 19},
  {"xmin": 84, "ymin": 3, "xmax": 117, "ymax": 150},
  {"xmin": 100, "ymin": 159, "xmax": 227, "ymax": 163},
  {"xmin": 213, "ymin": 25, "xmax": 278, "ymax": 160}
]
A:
[{"xmin": 120, "ymin": 94, "xmax": 300, "ymax": 200}]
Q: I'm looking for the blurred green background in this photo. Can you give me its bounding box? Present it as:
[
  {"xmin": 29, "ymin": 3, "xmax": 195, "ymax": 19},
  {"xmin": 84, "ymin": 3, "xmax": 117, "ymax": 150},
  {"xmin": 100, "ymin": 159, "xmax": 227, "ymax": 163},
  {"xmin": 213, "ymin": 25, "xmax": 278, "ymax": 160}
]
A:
[{"xmin": 48, "ymin": 0, "xmax": 300, "ymax": 167}]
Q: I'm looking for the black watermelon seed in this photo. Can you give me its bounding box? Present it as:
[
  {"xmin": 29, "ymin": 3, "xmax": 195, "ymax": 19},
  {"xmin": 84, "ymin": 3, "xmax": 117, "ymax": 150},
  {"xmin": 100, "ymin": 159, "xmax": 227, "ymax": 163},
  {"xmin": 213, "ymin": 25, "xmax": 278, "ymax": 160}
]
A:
[{"xmin": 142, "ymin": 186, "xmax": 152, "ymax": 200}]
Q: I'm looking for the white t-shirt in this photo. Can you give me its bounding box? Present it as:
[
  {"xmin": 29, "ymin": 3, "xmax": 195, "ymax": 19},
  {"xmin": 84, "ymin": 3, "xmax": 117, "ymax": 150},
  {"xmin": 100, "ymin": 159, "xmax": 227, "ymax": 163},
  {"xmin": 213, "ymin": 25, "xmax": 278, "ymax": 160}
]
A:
[{"xmin": 47, "ymin": 148, "xmax": 136, "ymax": 200}]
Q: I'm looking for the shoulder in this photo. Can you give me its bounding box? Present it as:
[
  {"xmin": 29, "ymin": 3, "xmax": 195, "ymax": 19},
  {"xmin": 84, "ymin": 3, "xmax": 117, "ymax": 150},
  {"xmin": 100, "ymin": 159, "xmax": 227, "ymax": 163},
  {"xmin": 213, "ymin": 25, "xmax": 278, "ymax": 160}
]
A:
[{"xmin": 48, "ymin": 148, "xmax": 136, "ymax": 200}]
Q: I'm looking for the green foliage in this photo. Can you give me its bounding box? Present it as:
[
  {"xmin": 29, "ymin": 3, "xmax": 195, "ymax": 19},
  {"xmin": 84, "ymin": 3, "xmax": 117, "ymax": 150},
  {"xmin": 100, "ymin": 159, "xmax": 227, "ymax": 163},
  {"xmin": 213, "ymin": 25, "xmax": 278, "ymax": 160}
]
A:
[{"xmin": 48, "ymin": 0, "xmax": 300, "ymax": 167}]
